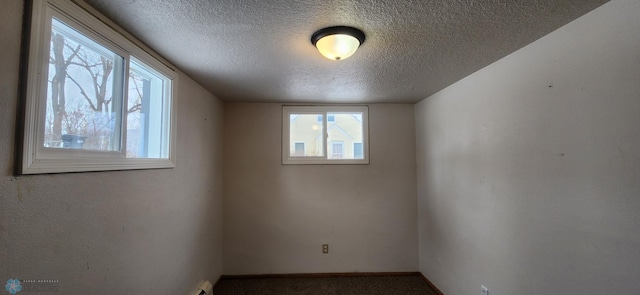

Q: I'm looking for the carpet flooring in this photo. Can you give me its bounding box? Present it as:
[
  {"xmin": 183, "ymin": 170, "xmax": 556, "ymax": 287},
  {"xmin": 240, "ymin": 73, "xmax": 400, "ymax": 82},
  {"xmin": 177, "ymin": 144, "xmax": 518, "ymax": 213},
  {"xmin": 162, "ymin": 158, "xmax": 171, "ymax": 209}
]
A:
[{"xmin": 213, "ymin": 274, "xmax": 439, "ymax": 295}]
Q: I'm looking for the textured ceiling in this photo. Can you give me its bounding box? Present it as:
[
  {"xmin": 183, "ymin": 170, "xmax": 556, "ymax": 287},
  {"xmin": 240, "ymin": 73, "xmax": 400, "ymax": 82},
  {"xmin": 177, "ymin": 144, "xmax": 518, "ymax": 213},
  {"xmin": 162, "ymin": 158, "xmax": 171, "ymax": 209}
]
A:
[{"xmin": 83, "ymin": 0, "xmax": 609, "ymax": 103}]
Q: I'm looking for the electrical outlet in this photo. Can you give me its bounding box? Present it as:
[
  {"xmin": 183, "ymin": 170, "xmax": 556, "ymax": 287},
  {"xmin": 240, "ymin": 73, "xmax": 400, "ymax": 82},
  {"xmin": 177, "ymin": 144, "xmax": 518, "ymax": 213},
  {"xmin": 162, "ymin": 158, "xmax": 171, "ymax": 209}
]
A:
[
  {"xmin": 322, "ymin": 244, "xmax": 329, "ymax": 253},
  {"xmin": 481, "ymin": 285, "xmax": 489, "ymax": 295}
]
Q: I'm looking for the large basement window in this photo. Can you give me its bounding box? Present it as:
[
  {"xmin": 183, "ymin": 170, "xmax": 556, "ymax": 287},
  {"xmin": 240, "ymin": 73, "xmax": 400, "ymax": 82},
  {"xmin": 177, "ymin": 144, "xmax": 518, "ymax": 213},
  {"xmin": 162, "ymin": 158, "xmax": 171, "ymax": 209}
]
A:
[
  {"xmin": 282, "ymin": 106, "xmax": 369, "ymax": 164},
  {"xmin": 20, "ymin": 0, "xmax": 177, "ymax": 174}
]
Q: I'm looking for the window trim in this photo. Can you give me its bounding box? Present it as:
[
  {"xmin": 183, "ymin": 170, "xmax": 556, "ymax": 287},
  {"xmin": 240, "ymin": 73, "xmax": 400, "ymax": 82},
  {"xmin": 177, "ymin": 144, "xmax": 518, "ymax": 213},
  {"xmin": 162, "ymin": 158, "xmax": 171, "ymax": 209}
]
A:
[
  {"xmin": 282, "ymin": 105, "xmax": 369, "ymax": 165},
  {"xmin": 20, "ymin": 0, "xmax": 178, "ymax": 174}
]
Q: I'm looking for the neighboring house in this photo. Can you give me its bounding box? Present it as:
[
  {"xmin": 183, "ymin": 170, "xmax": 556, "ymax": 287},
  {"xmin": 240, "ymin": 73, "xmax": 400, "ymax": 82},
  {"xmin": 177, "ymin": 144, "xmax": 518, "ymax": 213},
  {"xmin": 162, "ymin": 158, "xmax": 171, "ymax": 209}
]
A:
[{"xmin": 289, "ymin": 113, "xmax": 364, "ymax": 159}]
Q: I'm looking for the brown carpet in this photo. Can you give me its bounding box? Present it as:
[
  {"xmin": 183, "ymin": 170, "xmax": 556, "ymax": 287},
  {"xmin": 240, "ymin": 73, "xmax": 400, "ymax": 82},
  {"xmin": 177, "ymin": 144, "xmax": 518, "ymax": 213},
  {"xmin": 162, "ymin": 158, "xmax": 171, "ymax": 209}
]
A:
[{"xmin": 213, "ymin": 274, "xmax": 438, "ymax": 295}]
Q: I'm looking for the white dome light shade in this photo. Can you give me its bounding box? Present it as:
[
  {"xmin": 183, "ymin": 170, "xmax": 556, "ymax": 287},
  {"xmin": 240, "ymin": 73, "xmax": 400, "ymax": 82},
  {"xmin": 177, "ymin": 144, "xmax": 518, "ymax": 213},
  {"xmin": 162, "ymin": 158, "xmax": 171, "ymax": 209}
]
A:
[
  {"xmin": 315, "ymin": 34, "xmax": 361, "ymax": 60},
  {"xmin": 311, "ymin": 26, "xmax": 365, "ymax": 61}
]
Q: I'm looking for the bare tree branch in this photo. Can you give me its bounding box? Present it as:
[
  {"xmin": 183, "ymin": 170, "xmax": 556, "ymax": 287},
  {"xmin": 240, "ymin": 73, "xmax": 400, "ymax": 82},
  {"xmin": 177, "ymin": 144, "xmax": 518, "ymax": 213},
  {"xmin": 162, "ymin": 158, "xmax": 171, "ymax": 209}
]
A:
[
  {"xmin": 130, "ymin": 72, "xmax": 144, "ymax": 102},
  {"xmin": 128, "ymin": 72, "xmax": 144, "ymax": 113},
  {"xmin": 128, "ymin": 103, "xmax": 142, "ymax": 113},
  {"xmin": 68, "ymin": 61, "xmax": 102, "ymax": 68},
  {"xmin": 64, "ymin": 44, "xmax": 82, "ymax": 66},
  {"xmin": 66, "ymin": 73, "xmax": 98, "ymax": 111},
  {"xmin": 75, "ymin": 54, "xmax": 100, "ymax": 106}
]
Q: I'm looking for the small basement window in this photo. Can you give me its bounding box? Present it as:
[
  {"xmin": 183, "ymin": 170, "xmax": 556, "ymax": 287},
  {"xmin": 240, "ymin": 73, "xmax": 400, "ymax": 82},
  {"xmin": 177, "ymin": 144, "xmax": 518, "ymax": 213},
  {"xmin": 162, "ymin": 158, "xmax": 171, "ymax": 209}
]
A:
[
  {"xmin": 282, "ymin": 106, "xmax": 369, "ymax": 164},
  {"xmin": 20, "ymin": 0, "xmax": 177, "ymax": 174}
]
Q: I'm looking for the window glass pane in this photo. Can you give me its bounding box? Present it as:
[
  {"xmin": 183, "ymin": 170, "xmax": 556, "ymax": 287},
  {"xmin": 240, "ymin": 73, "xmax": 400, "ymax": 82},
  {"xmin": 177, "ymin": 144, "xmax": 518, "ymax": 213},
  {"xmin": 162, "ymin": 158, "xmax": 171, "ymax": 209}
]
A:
[
  {"xmin": 294, "ymin": 142, "xmax": 305, "ymax": 156},
  {"xmin": 126, "ymin": 59, "xmax": 171, "ymax": 158},
  {"xmin": 289, "ymin": 114, "xmax": 323, "ymax": 157},
  {"xmin": 354, "ymin": 142, "xmax": 363, "ymax": 159},
  {"xmin": 326, "ymin": 112, "xmax": 364, "ymax": 160},
  {"xmin": 330, "ymin": 142, "xmax": 344, "ymax": 159},
  {"xmin": 45, "ymin": 18, "xmax": 124, "ymax": 151}
]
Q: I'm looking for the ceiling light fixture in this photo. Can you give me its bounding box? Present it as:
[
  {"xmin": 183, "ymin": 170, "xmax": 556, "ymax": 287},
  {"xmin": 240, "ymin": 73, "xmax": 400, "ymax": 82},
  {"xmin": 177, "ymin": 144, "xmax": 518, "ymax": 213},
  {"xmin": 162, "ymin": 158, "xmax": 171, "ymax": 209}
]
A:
[{"xmin": 311, "ymin": 26, "xmax": 365, "ymax": 61}]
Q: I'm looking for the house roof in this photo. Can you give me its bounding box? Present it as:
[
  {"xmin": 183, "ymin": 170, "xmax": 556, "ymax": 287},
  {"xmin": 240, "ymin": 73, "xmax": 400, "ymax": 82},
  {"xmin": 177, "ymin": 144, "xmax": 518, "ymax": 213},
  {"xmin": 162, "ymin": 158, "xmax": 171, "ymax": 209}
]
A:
[{"xmin": 83, "ymin": 0, "xmax": 609, "ymax": 103}]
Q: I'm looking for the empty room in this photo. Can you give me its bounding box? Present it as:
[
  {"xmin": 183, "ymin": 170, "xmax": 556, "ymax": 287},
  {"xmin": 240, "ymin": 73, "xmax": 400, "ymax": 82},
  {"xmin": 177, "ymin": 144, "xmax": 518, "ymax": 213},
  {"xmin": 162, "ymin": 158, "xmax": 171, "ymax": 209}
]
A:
[{"xmin": 1, "ymin": 0, "xmax": 638, "ymax": 294}]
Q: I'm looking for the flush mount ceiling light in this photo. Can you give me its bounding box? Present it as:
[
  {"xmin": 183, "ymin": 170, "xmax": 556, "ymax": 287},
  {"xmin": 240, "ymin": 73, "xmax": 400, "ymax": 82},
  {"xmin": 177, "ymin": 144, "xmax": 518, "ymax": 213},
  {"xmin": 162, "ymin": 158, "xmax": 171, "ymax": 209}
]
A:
[{"xmin": 311, "ymin": 26, "xmax": 366, "ymax": 61}]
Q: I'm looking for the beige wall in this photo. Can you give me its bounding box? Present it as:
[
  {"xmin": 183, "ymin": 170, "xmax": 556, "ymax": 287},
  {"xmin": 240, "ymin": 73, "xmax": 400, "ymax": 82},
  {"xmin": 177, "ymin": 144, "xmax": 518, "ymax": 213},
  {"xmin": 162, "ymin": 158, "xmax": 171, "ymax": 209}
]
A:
[
  {"xmin": 6, "ymin": 0, "xmax": 639, "ymax": 293},
  {"xmin": 0, "ymin": 2, "xmax": 224, "ymax": 294},
  {"xmin": 223, "ymin": 103, "xmax": 418, "ymax": 274},
  {"xmin": 415, "ymin": 1, "xmax": 640, "ymax": 294}
]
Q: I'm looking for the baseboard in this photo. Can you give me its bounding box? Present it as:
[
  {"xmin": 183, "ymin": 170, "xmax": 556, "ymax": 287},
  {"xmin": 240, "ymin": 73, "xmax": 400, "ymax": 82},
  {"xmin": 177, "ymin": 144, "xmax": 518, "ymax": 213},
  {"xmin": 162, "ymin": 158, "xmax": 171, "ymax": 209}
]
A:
[
  {"xmin": 217, "ymin": 272, "xmax": 443, "ymax": 294},
  {"xmin": 418, "ymin": 272, "xmax": 445, "ymax": 295},
  {"xmin": 220, "ymin": 271, "xmax": 421, "ymax": 280},
  {"xmin": 211, "ymin": 275, "xmax": 223, "ymax": 292}
]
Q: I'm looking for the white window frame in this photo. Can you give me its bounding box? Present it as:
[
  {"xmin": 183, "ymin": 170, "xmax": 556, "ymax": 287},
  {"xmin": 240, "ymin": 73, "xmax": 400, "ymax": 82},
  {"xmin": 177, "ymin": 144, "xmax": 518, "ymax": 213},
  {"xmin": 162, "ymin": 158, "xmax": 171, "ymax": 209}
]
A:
[
  {"xmin": 20, "ymin": 0, "xmax": 178, "ymax": 174},
  {"xmin": 282, "ymin": 105, "xmax": 369, "ymax": 165}
]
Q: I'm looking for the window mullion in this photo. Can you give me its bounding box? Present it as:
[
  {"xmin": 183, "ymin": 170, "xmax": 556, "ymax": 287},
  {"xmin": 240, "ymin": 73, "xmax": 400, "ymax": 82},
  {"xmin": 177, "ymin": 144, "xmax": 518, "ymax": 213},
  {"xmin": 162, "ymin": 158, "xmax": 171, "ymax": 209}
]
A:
[
  {"xmin": 323, "ymin": 111, "xmax": 328, "ymax": 160},
  {"xmin": 119, "ymin": 57, "xmax": 130, "ymax": 156}
]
